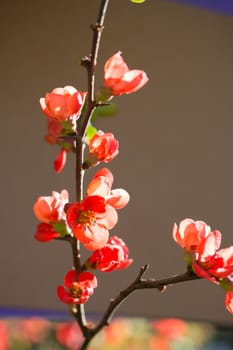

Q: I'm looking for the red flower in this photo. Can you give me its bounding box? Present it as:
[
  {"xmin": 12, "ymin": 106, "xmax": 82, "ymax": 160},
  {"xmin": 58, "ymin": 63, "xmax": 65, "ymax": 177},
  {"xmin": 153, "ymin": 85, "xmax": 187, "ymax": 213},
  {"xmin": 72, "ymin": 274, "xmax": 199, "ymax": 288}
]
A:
[
  {"xmin": 89, "ymin": 130, "xmax": 119, "ymax": 163},
  {"xmin": 103, "ymin": 51, "xmax": 148, "ymax": 96},
  {"xmin": 57, "ymin": 270, "xmax": 97, "ymax": 304},
  {"xmin": 34, "ymin": 223, "xmax": 60, "ymax": 242},
  {"xmin": 87, "ymin": 168, "xmax": 129, "ymax": 209},
  {"xmin": 40, "ymin": 86, "xmax": 86, "ymax": 122},
  {"xmin": 173, "ymin": 218, "xmax": 221, "ymax": 260},
  {"xmin": 33, "ymin": 190, "xmax": 68, "ymax": 224},
  {"xmin": 174, "ymin": 219, "xmax": 233, "ymax": 315},
  {"xmin": 193, "ymin": 246, "xmax": 233, "ymax": 285},
  {"xmin": 66, "ymin": 195, "xmax": 118, "ymax": 250},
  {"xmin": 87, "ymin": 236, "xmax": 133, "ymax": 272}
]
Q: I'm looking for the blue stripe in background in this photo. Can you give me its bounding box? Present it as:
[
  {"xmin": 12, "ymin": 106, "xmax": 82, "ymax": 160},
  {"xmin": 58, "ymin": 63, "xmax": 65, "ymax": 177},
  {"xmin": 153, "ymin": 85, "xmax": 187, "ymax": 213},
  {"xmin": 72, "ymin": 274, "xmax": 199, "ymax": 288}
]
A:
[
  {"xmin": 0, "ymin": 307, "xmax": 69, "ymax": 320},
  {"xmin": 169, "ymin": 0, "xmax": 233, "ymax": 16}
]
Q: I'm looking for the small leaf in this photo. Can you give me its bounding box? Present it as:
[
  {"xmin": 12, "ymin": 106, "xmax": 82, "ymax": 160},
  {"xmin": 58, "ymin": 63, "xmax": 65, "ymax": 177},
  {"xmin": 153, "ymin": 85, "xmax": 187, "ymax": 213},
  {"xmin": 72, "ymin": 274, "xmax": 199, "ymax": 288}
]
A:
[
  {"xmin": 52, "ymin": 221, "xmax": 69, "ymax": 237},
  {"xmin": 91, "ymin": 102, "xmax": 117, "ymax": 122},
  {"xmin": 86, "ymin": 123, "xmax": 97, "ymax": 141}
]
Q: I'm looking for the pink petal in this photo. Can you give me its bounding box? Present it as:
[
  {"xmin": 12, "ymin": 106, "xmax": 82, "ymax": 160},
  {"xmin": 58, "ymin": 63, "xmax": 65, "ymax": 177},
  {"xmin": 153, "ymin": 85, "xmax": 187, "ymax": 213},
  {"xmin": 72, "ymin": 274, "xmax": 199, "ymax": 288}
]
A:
[
  {"xmin": 104, "ymin": 51, "xmax": 129, "ymax": 79},
  {"xmin": 98, "ymin": 204, "xmax": 118, "ymax": 229},
  {"xmin": 107, "ymin": 189, "xmax": 130, "ymax": 209},
  {"xmin": 82, "ymin": 225, "xmax": 109, "ymax": 250}
]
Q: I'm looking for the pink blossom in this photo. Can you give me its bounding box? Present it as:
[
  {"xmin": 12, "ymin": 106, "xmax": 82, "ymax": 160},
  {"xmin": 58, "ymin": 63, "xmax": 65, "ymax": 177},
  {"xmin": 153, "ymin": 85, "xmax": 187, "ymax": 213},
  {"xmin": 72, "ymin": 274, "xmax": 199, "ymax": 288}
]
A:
[
  {"xmin": 89, "ymin": 130, "xmax": 119, "ymax": 163},
  {"xmin": 34, "ymin": 223, "xmax": 60, "ymax": 242},
  {"xmin": 33, "ymin": 190, "xmax": 68, "ymax": 224},
  {"xmin": 66, "ymin": 195, "xmax": 118, "ymax": 250},
  {"xmin": 57, "ymin": 270, "xmax": 97, "ymax": 304},
  {"xmin": 40, "ymin": 86, "xmax": 86, "ymax": 122},
  {"xmin": 103, "ymin": 51, "xmax": 148, "ymax": 96},
  {"xmin": 173, "ymin": 218, "xmax": 221, "ymax": 260},
  {"xmin": 193, "ymin": 246, "xmax": 233, "ymax": 284},
  {"xmin": 87, "ymin": 236, "xmax": 132, "ymax": 272}
]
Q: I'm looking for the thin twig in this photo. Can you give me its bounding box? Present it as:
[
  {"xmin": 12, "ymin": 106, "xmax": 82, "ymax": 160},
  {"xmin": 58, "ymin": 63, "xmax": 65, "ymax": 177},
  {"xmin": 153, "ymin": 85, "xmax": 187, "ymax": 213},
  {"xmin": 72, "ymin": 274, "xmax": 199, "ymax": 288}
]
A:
[
  {"xmin": 78, "ymin": 267, "xmax": 200, "ymax": 350},
  {"xmin": 79, "ymin": 0, "xmax": 110, "ymax": 138}
]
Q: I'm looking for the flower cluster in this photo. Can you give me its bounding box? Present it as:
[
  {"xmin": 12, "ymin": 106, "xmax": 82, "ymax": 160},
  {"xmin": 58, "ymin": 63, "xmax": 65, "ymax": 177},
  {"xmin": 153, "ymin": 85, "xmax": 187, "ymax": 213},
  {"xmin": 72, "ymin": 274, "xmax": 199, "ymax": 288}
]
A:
[
  {"xmin": 39, "ymin": 52, "xmax": 148, "ymax": 173},
  {"xmin": 34, "ymin": 52, "xmax": 148, "ymax": 307},
  {"xmin": 173, "ymin": 218, "xmax": 233, "ymax": 314},
  {"xmin": 33, "ymin": 190, "xmax": 69, "ymax": 241},
  {"xmin": 33, "ymin": 169, "xmax": 131, "ymax": 304}
]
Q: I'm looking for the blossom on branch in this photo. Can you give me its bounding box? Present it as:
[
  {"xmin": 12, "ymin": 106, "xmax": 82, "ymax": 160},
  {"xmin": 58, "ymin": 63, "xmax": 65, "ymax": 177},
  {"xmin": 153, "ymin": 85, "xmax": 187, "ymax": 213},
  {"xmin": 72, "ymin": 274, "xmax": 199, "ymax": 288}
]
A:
[
  {"xmin": 40, "ymin": 86, "xmax": 86, "ymax": 122},
  {"xmin": 57, "ymin": 270, "xmax": 97, "ymax": 304},
  {"xmin": 33, "ymin": 190, "xmax": 69, "ymax": 240},
  {"xmin": 103, "ymin": 51, "xmax": 148, "ymax": 97},
  {"xmin": 173, "ymin": 218, "xmax": 233, "ymax": 314},
  {"xmin": 88, "ymin": 130, "xmax": 119, "ymax": 164},
  {"xmin": 87, "ymin": 236, "xmax": 132, "ymax": 272},
  {"xmin": 33, "ymin": 190, "xmax": 69, "ymax": 223},
  {"xmin": 66, "ymin": 195, "xmax": 118, "ymax": 250},
  {"xmin": 34, "ymin": 223, "xmax": 60, "ymax": 242},
  {"xmin": 193, "ymin": 246, "xmax": 233, "ymax": 281},
  {"xmin": 173, "ymin": 218, "xmax": 221, "ymax": 262}
]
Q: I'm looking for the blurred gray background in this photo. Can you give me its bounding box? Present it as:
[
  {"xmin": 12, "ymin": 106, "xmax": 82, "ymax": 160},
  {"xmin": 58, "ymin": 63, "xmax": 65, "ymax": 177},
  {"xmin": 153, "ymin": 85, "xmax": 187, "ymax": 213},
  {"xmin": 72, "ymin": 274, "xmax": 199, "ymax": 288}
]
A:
[{"xmin": 1, "ymin": 0, "xmax": 233, "ymax": 324}]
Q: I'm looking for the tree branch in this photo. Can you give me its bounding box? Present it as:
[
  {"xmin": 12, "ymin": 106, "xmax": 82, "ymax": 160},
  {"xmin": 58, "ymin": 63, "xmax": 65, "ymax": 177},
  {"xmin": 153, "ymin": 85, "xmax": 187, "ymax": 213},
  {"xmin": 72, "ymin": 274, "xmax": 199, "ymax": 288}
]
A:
[{"xmin": 77, "ymin": 266, "xmax": 199, "ymax": 349}]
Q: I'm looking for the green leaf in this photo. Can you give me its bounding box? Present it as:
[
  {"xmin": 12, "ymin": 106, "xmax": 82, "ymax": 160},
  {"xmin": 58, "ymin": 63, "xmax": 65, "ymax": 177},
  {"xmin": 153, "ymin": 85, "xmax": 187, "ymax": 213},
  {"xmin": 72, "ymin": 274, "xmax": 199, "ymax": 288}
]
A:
[
  {"xmin": 52, "ymin": 221, "xmax": 69, "ymax": 237},
  {"xmin": 86, "ymin": 123, "xmax": 97, "ymax": 140},
  {"xmin": 130, "ymin": 0, "xmax": 146, "ymax": 3},
  {"xmin": 91, "ymin": 102, "xmax": 117, "ymax": 122}
]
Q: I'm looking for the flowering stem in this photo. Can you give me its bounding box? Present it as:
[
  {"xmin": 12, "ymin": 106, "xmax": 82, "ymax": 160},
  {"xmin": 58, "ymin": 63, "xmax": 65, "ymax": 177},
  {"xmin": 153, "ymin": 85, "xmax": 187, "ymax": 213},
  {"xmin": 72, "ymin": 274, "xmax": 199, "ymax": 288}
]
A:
[{"xmin": 70, "ymin": 0, "xmax": 110, "ymax": 339}]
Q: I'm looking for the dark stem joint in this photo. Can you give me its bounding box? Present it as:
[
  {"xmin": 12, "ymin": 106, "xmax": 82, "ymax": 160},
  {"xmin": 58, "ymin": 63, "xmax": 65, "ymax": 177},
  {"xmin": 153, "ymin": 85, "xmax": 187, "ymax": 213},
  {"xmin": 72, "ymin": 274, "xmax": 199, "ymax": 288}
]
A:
[
  {"xmin": 158, "ymin": 285, "xmax": 167, "ymax": 293},
  {"xmin": 80, "ymin": 55, "xmax": 91, "ymax": 68},
  {"xmin": 91, "ymin": 23, "xmax": 104, "ymax": 32}
]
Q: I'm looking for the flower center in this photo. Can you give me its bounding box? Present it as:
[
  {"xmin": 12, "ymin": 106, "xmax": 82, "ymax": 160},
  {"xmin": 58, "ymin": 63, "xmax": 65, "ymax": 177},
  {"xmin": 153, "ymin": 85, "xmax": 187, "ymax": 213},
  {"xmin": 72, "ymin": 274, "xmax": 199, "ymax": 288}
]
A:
[
  {"xmin": 78, "ymin": 210, "xmax": 96, "ymax": 224},
  {"xmin": 70, "ymin": 284, "xmax": 82, "ymax": 298}
]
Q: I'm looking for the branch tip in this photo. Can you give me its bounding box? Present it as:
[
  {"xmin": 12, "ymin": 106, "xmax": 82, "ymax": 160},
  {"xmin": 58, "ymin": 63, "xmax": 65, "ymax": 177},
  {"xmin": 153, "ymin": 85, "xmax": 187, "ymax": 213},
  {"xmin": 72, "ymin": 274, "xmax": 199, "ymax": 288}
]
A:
[{"xmin": 137, "ymin": 264, "xmax": 149, "ymax": 281}]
